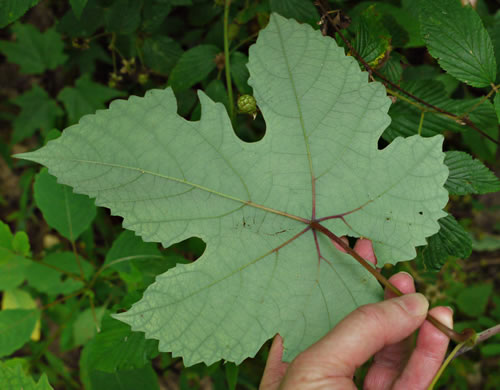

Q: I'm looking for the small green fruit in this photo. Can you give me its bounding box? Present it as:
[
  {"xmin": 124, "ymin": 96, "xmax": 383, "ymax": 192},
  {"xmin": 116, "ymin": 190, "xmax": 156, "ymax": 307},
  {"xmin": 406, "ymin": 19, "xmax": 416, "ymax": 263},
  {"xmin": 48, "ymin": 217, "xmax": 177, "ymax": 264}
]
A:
[{"xmin": 237, "ymin": 94, "xmax": 258, "ymax": 119}]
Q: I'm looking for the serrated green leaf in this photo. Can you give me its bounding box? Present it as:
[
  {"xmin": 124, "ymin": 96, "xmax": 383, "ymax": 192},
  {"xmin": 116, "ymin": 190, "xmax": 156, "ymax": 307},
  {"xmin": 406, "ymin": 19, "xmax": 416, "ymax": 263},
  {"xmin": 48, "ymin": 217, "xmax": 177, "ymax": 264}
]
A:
[
  {"xmin": 25, "ymin": 252, "xmax": 93, "ymax": 295},
  {"xmin": 105, "ymin": 0, "xmax": 142, "ymax": 34},
  {"xmin": 0, "ymin": 23, "xmax": 67, "ymax": 74},
  {"xmin": 57, "ymin": 0, "xmax": 104, "ymax": 38},
  {"xmin": 349, "ymin": 5, "xmax": 391, "ymax": 66},
  {"xmin": 142, "ymin": 36, "xmax": 182, "ymax": 75},
  {"xmin": 456, "ymin": 284, "xmax": 493, "ymax": 317},
  {"xmin": 0, "ymin": 222, "xmax": 31, "ymax": 291},
  {"xmin": 488, "ymin": 11, "xmax": 500, "ymax": 82},
  {"xmin": 419, "ymin": 0, "xmax": 497, "ymax": 87},
  {"xmin": 0, "ymin": 0, "xmax": 41, "ymax": 28},
  {"xmin": 0, "ymin": 362, "xmax": 54, "ymax": 390},
  {"xmin": 69, "ymin": 0, "xmax": 87, "ymax": 19},
  {"xmin": 58, "ymin": 74, "xmax": 125, "ymax": 125},
  {"xmin": 494, "ymin": 93, "xmax": 500, "ymax": 123},
  {"xmin": 84, "ymin": 315, "xmax": 158, "ymax": 372},
  {"xmin": 34, "ymin": 169, "xmax": 97, "ymax": 240},
  {"xmin": 0, "ymin": 309, "xmax": 39, "ymax": 358},
  {"xmin": 141, "ymin": 0, "xmax": 172, "ymax": 33},
  {"xmin": 11, "ymin": 86, "xmax": 63, "ymax": 144},
  {"xmin": 416, "ymin": 214, "xmax": 471, "ymax": 270},
  {"xmin": 379, "ymin": 52, "xmax": 403, "ymax": 84},
  {"xmin": 16, "ymin": 14, "xmax": 449, "ymax": 365},
  {"xmin": 205, "ymin": 79, "xmax": 229, "ymax": 113},
  {"xmin": 451, "ymin": 99, "xmax": 499, "ymax": 162},
  {"xmin": 230, "ymin": 51, "xmax": 252, "ymax": 95},
  {"xmin": 383, "ymin": 80, "xmax": 464, "ymax": 142},
  {"xmin": 168, "ymin": 44, "xmax": 219, "ymax": 92},
  {"xmin": 269, "ymin": 0, "xmax": 318, "ymax": 25},
  {"xmin": 444, "ymin": 151, "xmax": 500, "ymax": 195}
]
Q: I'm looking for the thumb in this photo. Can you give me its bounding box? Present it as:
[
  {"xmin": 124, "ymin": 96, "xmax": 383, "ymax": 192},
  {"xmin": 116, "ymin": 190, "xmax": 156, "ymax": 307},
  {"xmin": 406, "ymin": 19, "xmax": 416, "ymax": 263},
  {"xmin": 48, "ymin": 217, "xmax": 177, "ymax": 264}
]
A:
[{"xmin": 285, "ymin": 294, "xmax": 429, "ymax": 382}]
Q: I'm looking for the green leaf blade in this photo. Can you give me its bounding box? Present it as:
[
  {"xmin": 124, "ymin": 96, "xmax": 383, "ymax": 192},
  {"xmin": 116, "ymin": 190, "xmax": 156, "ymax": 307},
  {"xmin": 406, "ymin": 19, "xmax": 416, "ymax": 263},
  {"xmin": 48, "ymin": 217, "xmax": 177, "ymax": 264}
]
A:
[
  {"xmin": 0, "ymin": 309, "xmax": 39, "ymax": 358},
  {"xmin": 33, "ymin": 169, "xmax": 97, "ymax": 241},
  {"xmin": 0, "ymin": 0, "xmax": 41, "ymax": 28},
  {"xmin": 0, "ymin": 24, "xmax": 67, "ymax": 74},
  {"xmin": 16, "ymin": 14, "xmax": 449, "ymax": 366},
  {"xmin": 419, "ymin": 0, "xmax": 497, "ymax": 87},
  {"xmin": 445, "ymin": 151, "xmax": 500, "ymax": 195}
]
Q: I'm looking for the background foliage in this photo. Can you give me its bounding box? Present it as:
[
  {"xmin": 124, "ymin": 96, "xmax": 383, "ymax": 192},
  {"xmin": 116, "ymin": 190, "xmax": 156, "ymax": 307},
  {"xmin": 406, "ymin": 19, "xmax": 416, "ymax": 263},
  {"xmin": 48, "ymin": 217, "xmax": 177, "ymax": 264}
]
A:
[{"xmin": 0, "ymin": 0, "xmax": 499, "ymax": 389}]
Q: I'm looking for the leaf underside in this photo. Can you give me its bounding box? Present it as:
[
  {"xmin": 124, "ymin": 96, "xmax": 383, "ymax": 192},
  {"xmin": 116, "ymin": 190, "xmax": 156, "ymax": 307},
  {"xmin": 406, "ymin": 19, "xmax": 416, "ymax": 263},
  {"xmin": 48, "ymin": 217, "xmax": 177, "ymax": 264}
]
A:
[{"xmin": 16, "ymin": 15, "xmax": 449, "ymax": 365}]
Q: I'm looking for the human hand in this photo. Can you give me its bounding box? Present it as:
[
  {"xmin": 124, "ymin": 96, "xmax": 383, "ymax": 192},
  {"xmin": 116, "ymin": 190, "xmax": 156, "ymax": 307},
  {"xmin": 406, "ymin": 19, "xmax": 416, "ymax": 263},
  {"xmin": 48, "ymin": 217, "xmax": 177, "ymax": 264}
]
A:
[{"xmin": 260, "ymin": 239, "xmax": 453, "ymax": 390}]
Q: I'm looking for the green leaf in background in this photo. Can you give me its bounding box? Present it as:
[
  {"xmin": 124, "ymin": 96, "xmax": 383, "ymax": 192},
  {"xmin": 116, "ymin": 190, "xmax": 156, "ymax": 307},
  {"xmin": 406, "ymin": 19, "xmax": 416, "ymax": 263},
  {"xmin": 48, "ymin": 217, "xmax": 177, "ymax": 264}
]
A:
[
  {"xmin": 73, "ymin": 307, "xmax": 106, "ymax": 347},
  {"xmin": 0, "ymin": 23, "xmax": 67, "ymax": 74},
  {"xmin": 451, "ymin": 99, "xmax": 499, "ymax": 162},
  {"xmin": 11, "ymin": 86, "xmax": 63, "ymax": 144},
  {"xmin": 416, "ymin": 214, "xmax": 472, "ymax": 270},
  {"xmin": 444, "ymin": 151, "xmax": 500, "ymax": 195},
  {"xmin": 456, "ymin": 284, "xmax": 493, "ymax": 317},
  {"xmin": 168, "ymin": 44, "xmax": 219, "ymax": 91},
  {"xmin": 58, "ymin": 74, "xmax": 125, "ymax": 125},
  {"xmin": 0, "ymin": 309, "xmax": 39, "ymax": 358},
  {"xmin": 383, "ymin": 81, "xmax": 464, "ymax": 142},
  {"xmin": 83, "ymin": 363, "xmax": 160, "ymax": 390},
  {"xmin": 142, "ymin": 36, "xmax": 182, "ymax": 75},
  {"xmin": 225, "ymin": 362, "xmax": 238, "ymax": 390},
  {"xmin": 269, "ymin": 0, "xmax": 318, "ymax": 25},
  {"xmin": 0, "ymin": 362, "xmax": 53, "ymax": 390},
  {"xmin": 419, "ymin": 0, "xmax": 497, "ymax": 88},
  {"xmin": 488, "ymin": 11, "xmax": 500, "ymax": 82},
  {"xmin": 230, "ymin": 52, "xmax": 252, "ymax": 95},
  {"xmin": 141, "ymin": 0, "xmax": 172, "ymax": 33},
  {"xmin": 25, "ymin": 252, "xmax": 93, "ymax": 295},
  {"xmin": 350, "ymin": 5, "xmax": 391, "ymax": 67},
  {"xmin": 33, "ymin": 169, "xmax": 97, "ymax": 241},
  {"xmin": 0, "ymin": 0, "xmax": 41, "ymax": 28},
  {"xmin": 69, "ymin": 0, "xmax": 87, "ymax": 19},
  {"xmin": 379, "ymin": 52, "xmax": 403, "ymax": 84},
  {"xmin": 104, "ymin": 230, "xmax": 163, "ymax": 274},
  {"xmin": 57, "ymin": 0, "xmax": 104, "ymax": 38},
  {"xmin": 105, "ymin": 0, "xmax": 142, "ymax": 34},
  {"xmin": 16, "ymin": 15, "xmax": 451, "ymax": 365},
  {"xmin": 0, "ymin": 221, "xmax": 31, "ymax": 291},
  {"xmin": 494, "ymin": 93, "xmax": 500, "ymax": 123},
  {"xmin": 205, "ymin": 79, "xmax": 229, "ymax": 113},
  {"xmin": 84, "ymin": 315, "xmax": 158, "ymax": 373}
]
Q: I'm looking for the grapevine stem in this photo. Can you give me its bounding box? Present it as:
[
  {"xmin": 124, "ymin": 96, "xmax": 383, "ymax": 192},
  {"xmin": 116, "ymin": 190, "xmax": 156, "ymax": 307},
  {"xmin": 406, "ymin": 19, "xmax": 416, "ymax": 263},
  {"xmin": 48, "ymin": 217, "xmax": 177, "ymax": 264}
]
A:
[{"xmin": 309, "ymin": 221, "xmax": 476, "ymax": 344}]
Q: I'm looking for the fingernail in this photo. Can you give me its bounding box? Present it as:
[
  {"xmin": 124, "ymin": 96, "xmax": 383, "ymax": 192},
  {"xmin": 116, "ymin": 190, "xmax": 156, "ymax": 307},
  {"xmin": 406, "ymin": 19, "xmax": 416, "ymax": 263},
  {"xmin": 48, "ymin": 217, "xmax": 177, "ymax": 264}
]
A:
[
  {"xmin": 445, "ymin": 306, "xmax": 454, "ymax": 315},
  {"xmin": 396, "ymin": 293, "xmax": 429, "ymax": 317},
  {"xmin": 397, "ymin": 271, "xmax": 414, "ymax": 282}
]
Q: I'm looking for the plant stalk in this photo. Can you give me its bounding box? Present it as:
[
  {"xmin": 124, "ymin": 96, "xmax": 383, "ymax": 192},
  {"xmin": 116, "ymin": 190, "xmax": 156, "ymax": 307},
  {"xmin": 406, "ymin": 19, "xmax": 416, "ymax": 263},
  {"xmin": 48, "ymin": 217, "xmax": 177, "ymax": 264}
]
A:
[
  {"xmin": 309, "ymin": 221, "xmax": 475, "ymax": 344},
  {"xmin": 223, "ymin": 0, "xmax": 235, "ymax": 120}
]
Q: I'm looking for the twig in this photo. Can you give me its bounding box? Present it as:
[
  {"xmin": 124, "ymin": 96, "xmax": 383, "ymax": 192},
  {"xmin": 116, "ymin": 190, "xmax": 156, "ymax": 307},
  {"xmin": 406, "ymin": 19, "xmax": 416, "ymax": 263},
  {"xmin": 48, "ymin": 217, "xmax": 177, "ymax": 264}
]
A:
[{"xmin": 314, "ymin": 0, "xmax": 500, "ymax": 147}]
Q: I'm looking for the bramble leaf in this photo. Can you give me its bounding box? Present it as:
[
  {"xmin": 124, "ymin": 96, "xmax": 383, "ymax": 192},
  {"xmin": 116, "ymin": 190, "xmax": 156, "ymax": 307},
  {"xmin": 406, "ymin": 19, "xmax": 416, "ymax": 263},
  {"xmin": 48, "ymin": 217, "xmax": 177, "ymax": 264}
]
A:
[
  {"xmin": 0, "ymin": 0, "xmax": 41, "ymax": 28},
  {"xmin": 419, "ymin": 0, "xmax": 497, "ymax": 88},
  {"xmin": 444, "ymin": 151, "xmax": 500, "ymax": 195},
  {"xmin": 16, "ymin": 15, "xmax": 449, "ymax": 365}
]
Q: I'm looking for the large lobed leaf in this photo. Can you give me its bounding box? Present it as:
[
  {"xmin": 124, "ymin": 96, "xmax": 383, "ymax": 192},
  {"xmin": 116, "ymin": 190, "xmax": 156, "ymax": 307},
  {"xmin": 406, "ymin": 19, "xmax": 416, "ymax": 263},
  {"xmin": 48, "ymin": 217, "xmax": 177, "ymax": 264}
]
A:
[{"xmin": 16, "ymin": 15, "xmax": 449, "ymax": 365}]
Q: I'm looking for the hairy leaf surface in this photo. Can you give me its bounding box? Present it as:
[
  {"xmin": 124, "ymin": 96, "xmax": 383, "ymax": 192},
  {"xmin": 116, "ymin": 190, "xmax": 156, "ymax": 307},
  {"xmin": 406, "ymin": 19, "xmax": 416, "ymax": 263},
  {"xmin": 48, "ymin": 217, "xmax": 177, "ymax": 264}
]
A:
[{"xmin": 16, "ymin": 15, "xmax": 449, "ymax": 365}]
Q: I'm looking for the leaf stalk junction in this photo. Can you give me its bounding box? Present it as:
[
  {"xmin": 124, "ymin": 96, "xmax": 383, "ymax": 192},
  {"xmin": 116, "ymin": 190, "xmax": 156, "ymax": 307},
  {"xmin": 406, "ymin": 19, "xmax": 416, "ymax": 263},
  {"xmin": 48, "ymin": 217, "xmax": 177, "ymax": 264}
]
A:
[{"xmin": 308, "ymin": 219, "xmax": 476, "ymax": 345}]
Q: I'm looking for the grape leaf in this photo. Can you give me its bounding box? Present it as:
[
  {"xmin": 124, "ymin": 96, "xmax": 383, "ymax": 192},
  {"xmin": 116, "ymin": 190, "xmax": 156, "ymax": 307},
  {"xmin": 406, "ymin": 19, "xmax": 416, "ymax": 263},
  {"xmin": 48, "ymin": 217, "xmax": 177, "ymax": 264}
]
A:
[{"xmin": 16, "ymin": 15, "xmax": 449, "ymax": 365}]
